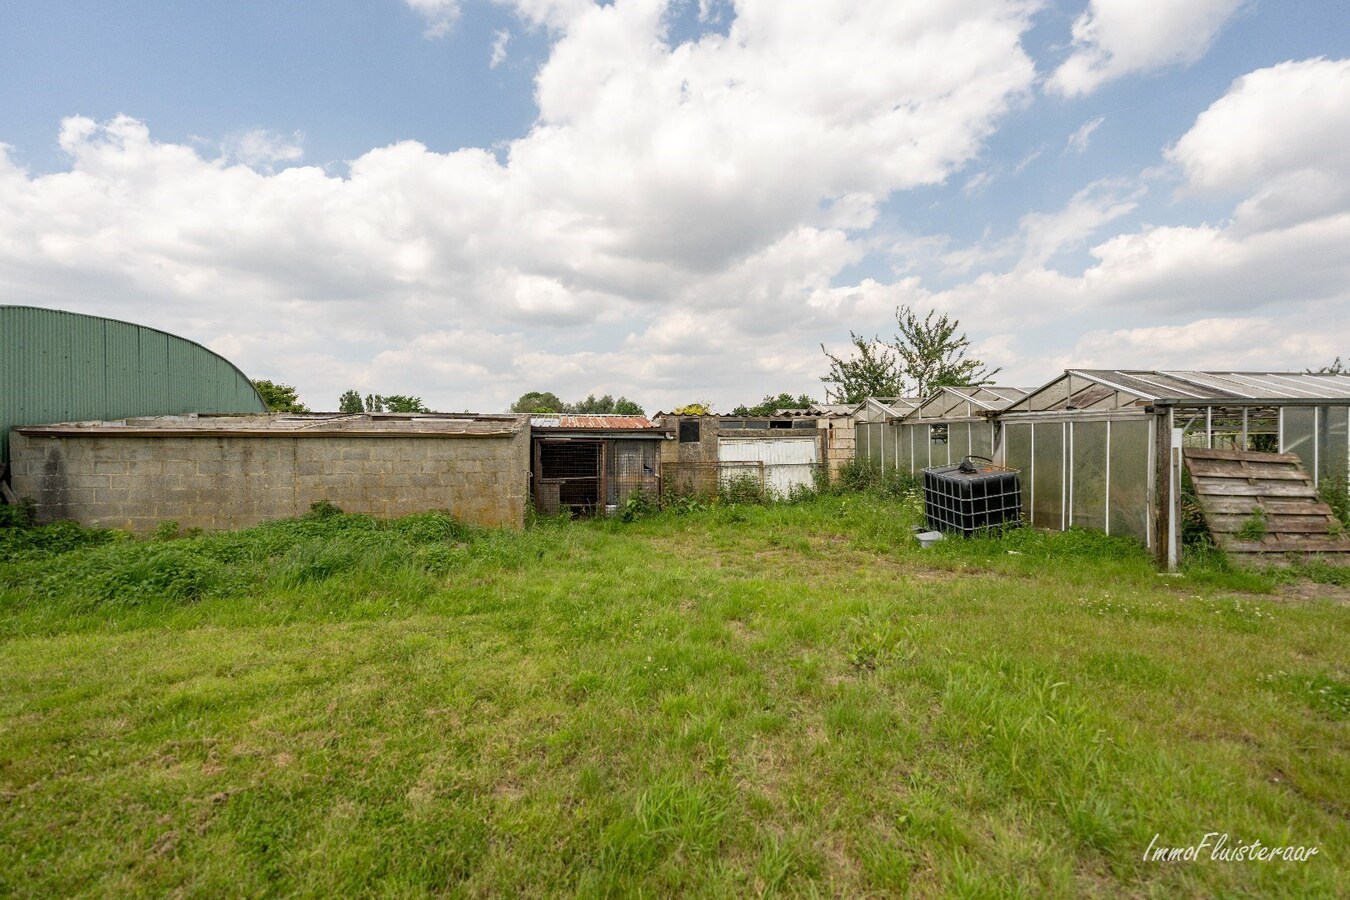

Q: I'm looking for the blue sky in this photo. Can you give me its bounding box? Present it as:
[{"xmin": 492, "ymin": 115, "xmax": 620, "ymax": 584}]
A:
[{"xmin": 1, "ymin": 1, "xmax": 1347, "ymax": 412}]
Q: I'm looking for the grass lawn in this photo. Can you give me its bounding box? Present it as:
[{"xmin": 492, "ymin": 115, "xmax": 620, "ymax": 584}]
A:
[{"xmin": 1, "ymin": 492, "xmax": 1347, "ymax": 896}]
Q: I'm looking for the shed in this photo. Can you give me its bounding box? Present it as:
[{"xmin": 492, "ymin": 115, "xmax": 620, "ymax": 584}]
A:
[
  {"xmin": 10, "ymin": 412, "xmax": 531, "ymax": 532},
  {"xmin": 655, "ymin": 414, "xmax": 826, "ymax": 499},
  {"xmin": 996, "ymin": 369, "xmax": 1350, "ymax": 566},
  {"xmin": 0, "ymin": 305, "xmax": 266, "ymax": 469},
  {"xmin": 529, "ymin": 415, "xmax": 668, "ymax": 516}
]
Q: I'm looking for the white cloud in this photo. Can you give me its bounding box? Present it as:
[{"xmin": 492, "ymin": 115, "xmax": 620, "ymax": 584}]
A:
[
  {"xmin": 10, "ymin": 6, "xmax": 1341, "ymax": 416},
  {"xmin": 490, "ymin": 29, "xmax": 511, "ymax": 67},
  {"xmin": 1167, "ymin": 57, "xmax": 1350, "ymax": 232},
  {"xmin": 1065, "ymin": 115, "xmax": 1103, "ymax": 154},
  {"xmin": 0, "ymin": 1, "xmax": 1040, "ymax": 412},
  {"xmin": 1067, "ymin": 315, "xmax": 1342, "ymax": 371},
  {"xmin": 405, "ymin": 0, "xmax": 461, "ymax": 38},
  {"xmin": 1049, "ymin": 0, "xmax": 1247, "ymax": 96},
  {"xmin": 870, "ymin": 57, "xmax": 1350, "ymax": 386},
  {"xmin": 220, "ymin": 128, "xmax": 304, "ymax": 169}
]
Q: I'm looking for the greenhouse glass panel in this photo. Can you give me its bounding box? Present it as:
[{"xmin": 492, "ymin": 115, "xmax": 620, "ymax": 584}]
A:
[
  {"xmin": 971, "ymin": 422, "xmax": 993, "ymax": 461},
  {"xmin": 929, "ymin": 424, "xmax": 950, "ymax": 467},
  {"xmin": 910, "ymin": 424, "xmax": 928, "ymax": 469},
  {"xmin": 1321, "ymin": 406, "xmax": 1348, "ymax": 484},
  {"xmin": 1032, "ymin": 422, "xmax": 1065, "ymax": 528},
  {"xmin": 1071, "ymin": 421, "xmax": 1108, "ymax": 530},
  {"xmin": 953, "ymin": 423, "xmax": 972, "ymax": 460},
  {"xmin": 895, "ymin": 424, "xmax": 910, "ymax": 475},
  {"xmin": 1004, "ymin": 423, "xmax": 1032, "ymax": 515},
  {"xmin": 859, "ymin": 423, "xmax": 876, "ymax": 469},
  {"xmin": 1107, "ymin": 419, "xmax": 1151, "ymax": 543},
  {"xmin": 1282, "ymin": 407, "xmax": 1317, "ymax": 479},
  {"xmin": 887, "ymin": 424, "xmax": 903, "ymax": 474}
]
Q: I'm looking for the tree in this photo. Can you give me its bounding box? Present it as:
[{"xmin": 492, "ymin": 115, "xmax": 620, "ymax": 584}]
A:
[
  {"xmin": 364, "ymin": 394, "xmax": 386, "ymax": 413},
  {"xmin": 731, "ymin": 393, "xmax": 815, "ymax": 416},
  {"xmin": 892, "ymin": 305, "xmax": 999, "ymax": 398},
  {"xmin": 511, "ymin": 390, "xmax": 645, "ymax": 415},
  {"xmin": 572, "ymin": 394, "xmax": 616, "ymax": 414},
  {"xmin": 511, "ymin": 391, "xmax": 565, "ymax": 414},
  {"xmin": 819, "ymin": 333, "xmax": 903, "ymax": 404},
  {"xmin": 572, "ymin": 393, "xmax": 646, "ymax": 415},
  {"xmin": 338, "ymin": 390, "xmax": 363, "ymax": 414},
  {"xmin": 383, "ymin": 395, "xmax": 430, "ymax": 413},
  {"xmin": 252, "ymin": 379, "xmax": 309, "ymax": 413}
]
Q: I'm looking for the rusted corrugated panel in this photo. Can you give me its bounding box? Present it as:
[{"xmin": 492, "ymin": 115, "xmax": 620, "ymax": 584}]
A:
[
  {"xmin": 1, "ymin": 305, "xmax": 267, "ymax": 464},
  {"xmin": 530, "ymin": 415, "xmax": 655, "ymax": 429}
]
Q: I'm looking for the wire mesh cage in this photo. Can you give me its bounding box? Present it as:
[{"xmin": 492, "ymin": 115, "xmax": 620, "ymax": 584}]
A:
[{"xmin": 922, "ymin": 458, "xmax": 1022, "ymax": 536}]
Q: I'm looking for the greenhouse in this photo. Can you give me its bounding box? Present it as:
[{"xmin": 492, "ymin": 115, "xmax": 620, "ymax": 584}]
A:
[
  {"xmin": 995, "ymin": 369, "xmax": 1350, "ymax": 565},
  {"xmin": 855, "ymin": 387, "xmax": 1027, "ymax": 477}
]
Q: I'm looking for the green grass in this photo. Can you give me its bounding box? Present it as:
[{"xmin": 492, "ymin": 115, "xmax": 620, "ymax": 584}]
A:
[{"xmin": 1, "ymin": 494, "xmax": 1347, "ymax": 896}]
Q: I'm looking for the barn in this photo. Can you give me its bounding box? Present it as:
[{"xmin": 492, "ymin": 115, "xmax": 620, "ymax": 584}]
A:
[{"xmin": 0, "ymin": 305, "xmax": 266, "ymax": 472}]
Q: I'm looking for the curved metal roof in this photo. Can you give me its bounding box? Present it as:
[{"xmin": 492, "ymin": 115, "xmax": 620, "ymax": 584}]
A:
[{"xmin": 1, "ymin": 305, "xmax": 267, "ymax": 463}]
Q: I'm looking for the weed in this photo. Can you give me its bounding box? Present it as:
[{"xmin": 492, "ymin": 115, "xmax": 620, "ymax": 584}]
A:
[
  {"xmin": 719, "ymin": 473, "xmax": 768, "ymax": 505},
  {"xmin": 1319, "ymin": 475, "xmax": 1349, "ymax": 530},
  {"xmin": 619, "ymin": 490, "xmax": 659, "ymax": 522},
  {"xmin": 0, "ymin": 497, "xmax": 36, "ymax": 528},
  {"xmin": 1236, "ymin": 507, "xmax": 1269, "ymax": 542}
]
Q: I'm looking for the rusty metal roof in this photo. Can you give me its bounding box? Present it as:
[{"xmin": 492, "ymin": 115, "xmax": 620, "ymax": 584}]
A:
[{"xmin": 529, "ymin": 414, "xmax": 657, "ymax": 430}]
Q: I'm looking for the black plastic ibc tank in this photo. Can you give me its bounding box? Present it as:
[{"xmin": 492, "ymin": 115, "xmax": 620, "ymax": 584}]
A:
[{"xmin": 922, "ymin": 459, "xmax": 1022, "ymax": 536}]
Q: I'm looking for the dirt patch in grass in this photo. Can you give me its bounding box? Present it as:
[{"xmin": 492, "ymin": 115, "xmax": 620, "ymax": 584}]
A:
[{"xmin": 1273, "ymin": 579, "xmax": 1350, "ymax": 606}]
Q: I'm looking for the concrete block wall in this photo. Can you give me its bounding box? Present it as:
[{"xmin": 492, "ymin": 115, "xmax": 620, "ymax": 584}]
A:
[
  {"xmin": 820, "ymin": 418, "xmax": 855, "ymax": 482},
  {"xmin": 656, "ymin": 416, "xmax": 722, "ymax": 497},
  {"xmin": 9, "ymin": 430, "xmax": 531, "ymax": 533}
]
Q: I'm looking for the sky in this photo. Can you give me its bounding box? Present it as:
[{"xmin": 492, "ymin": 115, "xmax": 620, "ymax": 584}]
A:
[{"xmin": 1, "ymin": 0, "xmax": 1347, "ymax": 413}]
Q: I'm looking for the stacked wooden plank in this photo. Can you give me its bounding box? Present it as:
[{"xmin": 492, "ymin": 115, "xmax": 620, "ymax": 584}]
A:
[{"xmin": 1183, "ymin": 448, "xmax": 1350, "ymax": 564}]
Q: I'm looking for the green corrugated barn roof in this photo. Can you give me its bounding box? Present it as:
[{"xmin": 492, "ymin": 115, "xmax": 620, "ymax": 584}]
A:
[{"xmin": 1, "ymin": 305, "xmax": 266, "ymax": 466}]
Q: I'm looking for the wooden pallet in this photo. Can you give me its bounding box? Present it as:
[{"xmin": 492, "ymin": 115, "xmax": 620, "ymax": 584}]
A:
[{"xmin": 1184, "ymin": 448, "xmax": 1350, "ymax": 565}]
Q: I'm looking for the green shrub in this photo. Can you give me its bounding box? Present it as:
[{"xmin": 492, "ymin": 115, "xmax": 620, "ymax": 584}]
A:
[
  {"xmin": 388, "ymin": 510, "xmax": 472, "ymax": 544},
  {"xmin": 0, "ymin": 498, "xmax": 36, "ymax": 528},
  {"xmin": 0, "ymin": 518, "xmax": 119, "ymax": 561},
  {"xmin": 1319, "ymin": 475, "xmax": 1349, "ymax": 531},
  {"xmin": 29, "ymin": 542, "xmax": 240, "ymax": 608},
  {"xmin": 719, "ymin": 473, "xmax": 768, "ymax": 506},
  {"xmin": 620, "ymin": 490, "xmax": 659, "ymax": 522},
  {"xmin": 833, "ymin": 459, "xmax": 917, "ymax": 499}
]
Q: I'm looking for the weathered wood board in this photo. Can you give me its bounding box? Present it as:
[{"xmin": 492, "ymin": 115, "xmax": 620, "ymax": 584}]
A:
[{"xmin": 1183, "ymin": 448, "xmax": 1350, "ymax": 565}]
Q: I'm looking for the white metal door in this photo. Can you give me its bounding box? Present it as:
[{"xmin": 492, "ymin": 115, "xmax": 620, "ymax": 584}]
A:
[{"xmin": 717, "ymin": 435, "xmax": 819, "ymax": 498}]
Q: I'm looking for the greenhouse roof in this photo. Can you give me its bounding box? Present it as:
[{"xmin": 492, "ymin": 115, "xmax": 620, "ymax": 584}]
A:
[
  {"xmin": 1007, "ymin": 370, "xmax": 1350, "ymax": 413},
  {"xmin": 909, "ymin": 386, "xmax": 1031, "ymax": 421},
  {"xmin": 851, "ymin": 397, "xmax": 922, "ymax": 421}
]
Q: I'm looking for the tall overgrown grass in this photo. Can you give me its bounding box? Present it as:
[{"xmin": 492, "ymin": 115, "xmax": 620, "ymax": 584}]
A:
[{"xmin": 1, "ymin": 487, "xmax": 1346, "ymax": 895}]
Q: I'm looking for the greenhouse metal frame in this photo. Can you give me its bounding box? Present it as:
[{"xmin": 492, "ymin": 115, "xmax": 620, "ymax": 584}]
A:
[
  {"xmin": 854, "ymin": 387, "xmax": 1027, "ymax": 477},
  {"xmin": 994, "ymin": 369, "xmax": 1350, "ymax": 567}
]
